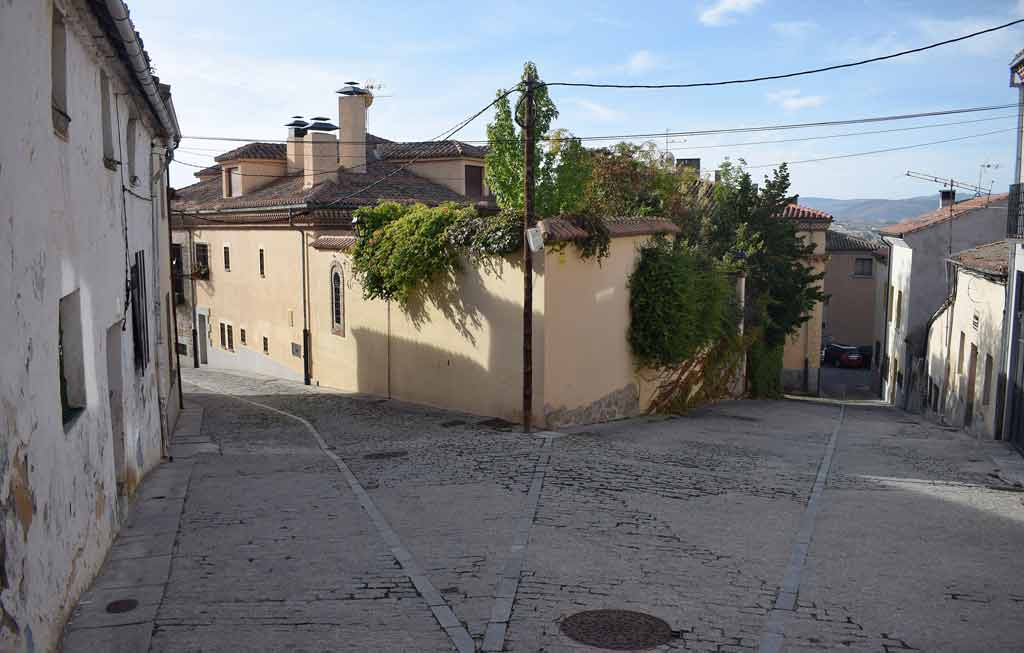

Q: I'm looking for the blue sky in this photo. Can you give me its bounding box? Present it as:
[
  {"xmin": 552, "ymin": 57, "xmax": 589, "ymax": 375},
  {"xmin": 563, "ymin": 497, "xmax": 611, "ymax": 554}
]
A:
[{"xmin": 131, "ymin": 0, "xmax": 1024, "ymax": 199}]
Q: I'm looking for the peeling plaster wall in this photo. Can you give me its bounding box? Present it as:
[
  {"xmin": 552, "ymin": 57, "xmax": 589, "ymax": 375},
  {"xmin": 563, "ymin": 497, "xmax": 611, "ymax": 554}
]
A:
[
  {"xmin": 0, "ymin": 2, "xmax": 172, "ymax": 651},
  {"xmin": 881, "ymin": 239, "xmax": 913, "ymax": 406}
]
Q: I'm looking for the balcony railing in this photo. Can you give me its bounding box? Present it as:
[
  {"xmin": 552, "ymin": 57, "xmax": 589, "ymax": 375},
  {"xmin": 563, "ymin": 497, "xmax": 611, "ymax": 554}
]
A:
[{"xmin": 1009, "ymin": 183, "xmax": 1024, "ymax": 238}]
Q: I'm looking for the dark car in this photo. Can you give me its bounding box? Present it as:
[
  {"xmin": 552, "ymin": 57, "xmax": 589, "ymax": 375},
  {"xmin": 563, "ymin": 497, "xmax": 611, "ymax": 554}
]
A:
[{"xmin": 823, "ymin": 344, "xmax": 865, "ymax": 368}]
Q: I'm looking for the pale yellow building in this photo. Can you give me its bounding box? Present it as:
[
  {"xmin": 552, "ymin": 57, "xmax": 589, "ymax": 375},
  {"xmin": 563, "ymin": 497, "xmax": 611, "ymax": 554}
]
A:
[{"xmin": 823, "ymin": 230, "xmax": 884, "ymax": 351}]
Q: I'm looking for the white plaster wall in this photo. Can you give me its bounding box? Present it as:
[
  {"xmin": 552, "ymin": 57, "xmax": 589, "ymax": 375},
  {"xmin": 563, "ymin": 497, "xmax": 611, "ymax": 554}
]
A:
[
  {"xmin": 902, "ymin": 202, "xmax": 1008, "ymax": 349},
  {"xmin": 0, "ymin": 2, "xmax": 172, "ymax": 650},
  {"xmin": 1001, "ymin": 241, "xmax": 1024, "ymax": 437},
  {"xmin": 881, "ymin": 239, "xmax": 913, "ymax": 406}
]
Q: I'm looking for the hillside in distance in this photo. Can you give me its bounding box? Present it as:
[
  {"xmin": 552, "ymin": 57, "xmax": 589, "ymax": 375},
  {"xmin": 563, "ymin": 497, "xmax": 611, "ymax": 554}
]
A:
[{"xmin": 798, "ymin": 195, "xmax": 939, "ymax": 225}]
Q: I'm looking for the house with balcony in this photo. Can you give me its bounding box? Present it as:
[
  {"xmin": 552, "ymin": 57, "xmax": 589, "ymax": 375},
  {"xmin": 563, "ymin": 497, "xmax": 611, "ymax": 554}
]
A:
[{"xmin": 0, "ymin": 2, "xmax": 181, "ymax": 650}]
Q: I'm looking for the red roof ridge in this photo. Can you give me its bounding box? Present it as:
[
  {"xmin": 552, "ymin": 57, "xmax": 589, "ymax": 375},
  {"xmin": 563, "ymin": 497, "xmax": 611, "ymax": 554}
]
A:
[{"xmin": 879, "ymin": 192, "xmax": 1010, "ymax": 237}]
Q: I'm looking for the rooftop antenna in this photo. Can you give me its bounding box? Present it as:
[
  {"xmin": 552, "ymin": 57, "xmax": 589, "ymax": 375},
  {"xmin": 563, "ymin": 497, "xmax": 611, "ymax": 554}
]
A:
[{"xmin": 977, "ymin": 162, "xmax": 1001, "ymax": 196}]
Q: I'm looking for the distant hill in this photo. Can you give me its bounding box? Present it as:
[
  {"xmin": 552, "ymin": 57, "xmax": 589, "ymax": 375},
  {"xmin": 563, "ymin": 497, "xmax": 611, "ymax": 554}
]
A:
[{"xmin": 799, "ymin": 195, "xmax": 938, "ymax": 225}]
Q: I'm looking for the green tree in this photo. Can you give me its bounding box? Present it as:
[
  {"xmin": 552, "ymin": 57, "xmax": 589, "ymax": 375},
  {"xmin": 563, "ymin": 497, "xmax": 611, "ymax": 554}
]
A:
[{"xmin": 484, "ymin": 63, "xmax": 591, "ymax": 218}]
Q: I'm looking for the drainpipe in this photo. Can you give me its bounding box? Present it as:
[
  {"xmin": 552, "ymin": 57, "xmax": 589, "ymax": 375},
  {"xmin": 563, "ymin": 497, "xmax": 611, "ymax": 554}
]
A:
[
  {"xmin": 165, "ymin": 154, "xmax": 184, "ymax": 409},
  {"xmin": 189, "ymin": 228, "xmax": 199, "ymax": 368},
  {"xmin": 291, "ymin": 209, "xmax": 311, "ymax": 385},
  {"xmin": 939, "ymin": 261, "xmax": 959, "ymax": 423}
]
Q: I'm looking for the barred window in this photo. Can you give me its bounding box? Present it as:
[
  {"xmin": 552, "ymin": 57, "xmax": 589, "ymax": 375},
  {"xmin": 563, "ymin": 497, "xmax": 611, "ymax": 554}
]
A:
[{"xmin": 331, "ymin": 267, "xmax": 344, "ymax": 335}]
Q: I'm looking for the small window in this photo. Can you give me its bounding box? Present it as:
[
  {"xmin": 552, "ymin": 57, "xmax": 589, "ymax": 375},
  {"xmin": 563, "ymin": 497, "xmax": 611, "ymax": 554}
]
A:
[
  {"xmin": 219, "ymin": 322, "xmax": 226, "ymax": 349},
  {"xmin": 126, "ymin": 116, "xmax": 139, "ymax": 185},
  {"xmin": 52, "ymin": 7, "xmax": 69, "ymax": 135},
  {"xmin": 226, "ymin": 325, "xmax": 234, "ymax": 351},
  {"xmin": 223, "ymin": 245, "xmax": 231, "ymax": 271},
  {"xmin": 59, "ymin": 290, "xmax": 86, "ymax": 425},
  {"xmin": 464, "ymin": 164, "xmax": 484, "ymax": 200},
  {"xmin": 130, "ymin": 251, "xmax": 150, "ymax": 371},
  {"xmin": 194, "ymin": 243, "xmax": 210, "ymax": 279},
  {"xmin": 958, "ymin": 332, "xmax": 966, "ymax": 373},
  {"xmin": 100, "ymin": 72, "xmax": 114, "ymax": 167},
  {"xmin": 972, "ymin": 313, "xmax": 980, "ymax": 331},
  {"xmin": 331, "ymin": 268, "xmax": 344, "ymax": 334},
  {"xmin": 288, "ymin": 308, "xmax": 294, "ymax": 327},
  {"xmin": 240, "ymin": 328, "xmax": 247, "ymax": 346},
  {"xmin": 854, "ymin": 258, "xmax": 873, "ymax": 277},
  {"xmin": 895, "ymin": 290, "xmax": 903, "ymax": 329},
  {"xmin": 258, "ymin": 248, "xmax": 265, "ymax": 278},
  {"xmin": 983, "ymin": 354, "xmax": 994, "ymax": 405},
  {"xmin": 262, "ymin": 336, "xmax": 269, "ymax": 354},
  {"xmin": 226, "ymin": 167, "xmax": 242, "ymax": 198}
]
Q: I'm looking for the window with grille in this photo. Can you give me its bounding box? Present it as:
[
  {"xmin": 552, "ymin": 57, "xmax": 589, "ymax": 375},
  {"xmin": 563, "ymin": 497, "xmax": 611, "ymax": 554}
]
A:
[
  {"xmin": 194, "ymin": 243, "xmax": 210, "ymax": 279},
  {"xmin": 853, "ymin": 258, "xmax": 873, "ymax": 277},
  {"xmin": 262, "ymin": 336, "xmax": 269, "ymax": 354},
  {"xmin": 219, "ymin": 322, "xmax": 226, "ymax": 349},
  {"xmin": 240, "ymin": 328, "xmax": 246, "ymax": 345},
  {"xmin": 226, "ymin": 325, "xmax": 234, "ymax": 351},
  {"xmin": 259, "ymin": 248, "xmax": 265, "ymax": 277},
  {"xmin": 331, "ymin": 267, "xmax": 344, "ymax": 334}
]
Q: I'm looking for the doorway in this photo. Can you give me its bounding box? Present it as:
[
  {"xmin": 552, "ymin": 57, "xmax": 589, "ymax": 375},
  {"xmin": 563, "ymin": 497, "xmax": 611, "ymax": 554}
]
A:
[
  {"xmin": 197, "ymin": 312, "xmax": 208, "ymax": 364},
  {"xmin": 106, "ymin": 323, "xmax": 127, "ymax": 495},
  {"xmin": 965, "ymin": 344, "xmax": 978, "ymax": 427}
]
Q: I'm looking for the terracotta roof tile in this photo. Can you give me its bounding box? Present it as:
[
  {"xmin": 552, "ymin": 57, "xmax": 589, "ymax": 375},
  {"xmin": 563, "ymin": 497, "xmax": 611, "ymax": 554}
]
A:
[
  {"xmin": 194, "ymin": 164, "xmax": 220, "ymax": 178},
  {"xmin": 539, "ymin": 216, "xmax": 681, "ymax": 243},
  {"xmin": 826, "ymin": 230, "xmax": 881, "ymax": 252},
  {"xmin": 879, "ymin": 193, "xmax": 1009, "ymax": 237},
  {"xmin": 952, "ymin": 239, "xmax": 1009, "ymax": 277},
  {"xmin": 214, "ymin": 142, "xmax": 286, "ymax": 162},
  {"xmin": 310, "ymin": 234, "xmax": 356, "ymax": 251},
  {"xmin": 778, "ymin": 203, "xmax": 833, "ymax": 221},
  {"xmin": 376, "ymin": 141, "xmax": 487, "ymax": 161}
]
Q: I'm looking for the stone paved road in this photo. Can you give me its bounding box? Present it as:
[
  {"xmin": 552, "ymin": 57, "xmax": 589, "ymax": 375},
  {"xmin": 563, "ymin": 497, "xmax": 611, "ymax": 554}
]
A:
[{"xmin": 61, "ymin": 368, "xmax": 1024, "ymax": 652}]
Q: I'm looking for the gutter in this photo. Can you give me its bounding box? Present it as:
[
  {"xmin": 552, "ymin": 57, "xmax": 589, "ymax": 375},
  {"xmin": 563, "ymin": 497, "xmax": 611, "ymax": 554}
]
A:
[{"xmin": 102, "ymin": 0, "xmax": 180, "ymax": 145}]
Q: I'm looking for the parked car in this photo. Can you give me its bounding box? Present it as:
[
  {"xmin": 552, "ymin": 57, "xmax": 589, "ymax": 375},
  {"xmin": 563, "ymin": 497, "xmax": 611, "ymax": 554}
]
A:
[{"xmin": 823, "ymin": 344, "xmax": 865, "ymax": 368}]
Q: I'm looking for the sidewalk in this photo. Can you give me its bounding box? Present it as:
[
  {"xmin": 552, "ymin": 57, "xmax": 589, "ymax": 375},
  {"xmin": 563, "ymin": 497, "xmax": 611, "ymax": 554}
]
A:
[{"xmin": 59, "ymin": 405, "xmax": 207, "ymax": 652}]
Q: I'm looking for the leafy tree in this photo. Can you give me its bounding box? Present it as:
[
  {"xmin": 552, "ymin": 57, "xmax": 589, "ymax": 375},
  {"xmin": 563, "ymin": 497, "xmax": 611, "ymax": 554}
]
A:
[{"xmin": 484, "ymin": 63, "xmax": 590, "ymax": 218}]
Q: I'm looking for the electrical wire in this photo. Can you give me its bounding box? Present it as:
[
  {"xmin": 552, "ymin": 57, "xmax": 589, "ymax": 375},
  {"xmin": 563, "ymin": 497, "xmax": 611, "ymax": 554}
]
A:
[
  {"xmin": 543, "ymin": 19, "xmax": 1024, "ymax": 90},
  {"xmin": 744, "ymin": 127, "xmax": 1014, "ymax": 170},
  {"xmin": 178, "ymin": 102, "xmax": 1018, "ymax": 147}
]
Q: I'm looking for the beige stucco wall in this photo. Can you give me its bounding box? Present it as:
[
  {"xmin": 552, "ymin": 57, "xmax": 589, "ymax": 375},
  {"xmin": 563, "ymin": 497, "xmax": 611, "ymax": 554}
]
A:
[
  {"xmin": 219, "ymin": 158, "xmax": 287, "ymax": 196},
  {"xmin": 402, "ymin": 158, "xmax": 486, "ymax": 196},
  {"xmin": 543, "ymin": 236, "xmax": 648, "ymax": 425},
  {"xmin": 307, "ymin": 239, "xmax": 545, "ymax": 424},
  {"xmin": 926, "ymin": 267, "xmax": 1005, "ymax": 438},
  {"xmin": 188, "ymin": 228, "xmax": 307, "ymax": 380},
  {"xmin": 782, "ymin": 228, "xmax": 827, "ymax": 393},
  {"xmin": 823, "ymin": 250, "xmax": 878, "ymax": 347}
]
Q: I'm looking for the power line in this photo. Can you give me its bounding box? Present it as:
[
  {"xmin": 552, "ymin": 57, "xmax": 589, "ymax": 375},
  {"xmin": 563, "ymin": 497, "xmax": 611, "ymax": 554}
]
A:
[
  {"xmin": 744, "ymin": 127, "xmax": 1014, "ymax": 170},
  {"xmin": 543, "ymin": 19, "xmax": 1024, "ymax": 90},
  {"xmin": 177, "ymin": 102, "xmax": 1018, "ymax": 148},
  {"xmin": 665, "ymin": 113, "xmax": 1017, "ymax": 152}
]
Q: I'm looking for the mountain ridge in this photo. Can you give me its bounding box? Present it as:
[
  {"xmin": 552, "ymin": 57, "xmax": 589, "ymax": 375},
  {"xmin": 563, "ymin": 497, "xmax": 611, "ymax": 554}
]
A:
[{"xmin": 798, "ymin": 195, "xmax": 940, "ymax": 225}]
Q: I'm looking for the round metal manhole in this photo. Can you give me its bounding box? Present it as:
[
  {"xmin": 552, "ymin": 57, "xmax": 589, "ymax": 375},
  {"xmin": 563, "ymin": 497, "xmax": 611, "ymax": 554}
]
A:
[
  {"xmin": 363, "ymin": 450, "xmax": 408, "ymax": 460},
  {"xmin": 560, "ymin": 609, "xmax": 673, "ymax": 650},
  {"xmin": 105, "ymin": 599, "xmax": 139, "ymax": 614}
]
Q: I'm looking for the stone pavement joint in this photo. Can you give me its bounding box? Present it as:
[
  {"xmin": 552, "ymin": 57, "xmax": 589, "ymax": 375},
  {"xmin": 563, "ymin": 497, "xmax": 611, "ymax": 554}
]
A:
[
  {"xmin": 758, "ymin": 403, "xmax": 845, "ymax": 653},
  {"xmin": 184, "ymin": 380, "xmax": 476, "ymax": 653}
]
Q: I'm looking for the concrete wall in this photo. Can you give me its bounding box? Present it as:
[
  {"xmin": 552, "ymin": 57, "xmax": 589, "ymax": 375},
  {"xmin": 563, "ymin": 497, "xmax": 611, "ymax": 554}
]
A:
[
  {"xmin": 926, "ymin": 268, "xmax": 1006, "ymax": 438},
  {"xmin": 902, "ymin": 201, "xmax": 1008, "ymax": 350},
  {"xmin": 782, "ymin": 228, "xmax": 827, "ymax": 393},
  {"xmin": 0, "ymin": 2, "xmax": 174, "ymax": 650},
  {"xmin": 881, "ymin": 239, "xmax": 913, "ymax": 406},
  {"xmin": 823, "ymin": 250, "xmax": 878, "ymax": 348}
]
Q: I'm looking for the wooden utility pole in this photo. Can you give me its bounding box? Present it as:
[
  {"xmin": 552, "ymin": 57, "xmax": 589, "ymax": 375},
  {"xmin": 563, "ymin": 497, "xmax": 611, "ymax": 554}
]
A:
[{"xmin": 522, "ymin": 74, "xmax": 536, "ymax": 433}]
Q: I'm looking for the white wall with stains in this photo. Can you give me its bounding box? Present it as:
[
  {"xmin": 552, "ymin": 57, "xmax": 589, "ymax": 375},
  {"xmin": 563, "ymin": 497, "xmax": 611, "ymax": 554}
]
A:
[{"xmin": 0, "ymin": 2, "xmax": 176, "ymax": 651}]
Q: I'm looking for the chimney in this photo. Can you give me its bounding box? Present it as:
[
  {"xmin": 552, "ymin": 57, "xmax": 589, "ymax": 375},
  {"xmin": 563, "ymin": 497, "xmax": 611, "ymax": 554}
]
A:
[
  {"xmin": 337, "ymin": 83, "xmax": 371, "ymax": 174},
  {"xmin": 303, "ymin": 131, "xmax": 337, "ymax": 189},
  {"xmin": 285, "ymin": 118, "xmax": 308, "ymax": 175},
  {"xmin": 792, "ymin": 194, "xmax": 799, "ymax": 206},
  {"xmin": 939, "ymin": 189, "xmax": 956, "ymax": 208}
]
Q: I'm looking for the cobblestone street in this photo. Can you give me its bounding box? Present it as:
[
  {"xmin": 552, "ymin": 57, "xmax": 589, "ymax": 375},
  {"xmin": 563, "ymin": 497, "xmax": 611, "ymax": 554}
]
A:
[{"xmin": 63, "ymin": 368, "xmax": 1024, "ymax": 652}]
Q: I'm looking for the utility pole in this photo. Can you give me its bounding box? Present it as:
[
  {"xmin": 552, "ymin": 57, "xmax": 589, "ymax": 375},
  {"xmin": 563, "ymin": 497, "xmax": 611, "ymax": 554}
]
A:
[{"xmin": 522, "ymin": 73, "xmax": 536, "ymax": 434}]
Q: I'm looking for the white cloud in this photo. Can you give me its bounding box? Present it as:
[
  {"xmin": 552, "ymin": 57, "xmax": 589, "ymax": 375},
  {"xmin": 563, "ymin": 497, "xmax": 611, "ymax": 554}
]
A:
[
  {"xmin": 573, "ymin": 50, "xmax": 660, "ymax": 79},
  {"xmin": 771, "ymin": 20, "xmax": 817, "ymax": 39},
  {"xmin": 766, "ymin": 89, "xmax": 826, "ymax": 110},
  {"xmin": 699, "ymin": 0, "xmax": 764, "ymax": 26},
  {"xmin": 625, "ymin": 50, "xmax": 658, "ymax": 74},
  {"xmin": 572, "ymin": 99, "xmax": 620, "ymax": 121}
]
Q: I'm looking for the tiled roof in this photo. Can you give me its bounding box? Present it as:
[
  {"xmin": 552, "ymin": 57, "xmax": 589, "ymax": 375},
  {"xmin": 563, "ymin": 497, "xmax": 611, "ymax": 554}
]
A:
[
  {"xmin": 778, "ymin": 203, "xmax": 833, "ymax": 221},
  {"xmin": 194, "ymin": 165, "xmax": 220, "ymax": 178},
  {"xmin": 826, "ymin": 230, "xmax": 881, "ymax": 252},
  {"xmin": 879, "ymin": 193, "xmax": 1009, "ymax": 237},
  {"xmin": 539, "ymin": 216, "xmax": 681, "ymax": 242},
  {"xmin": 310, "ymin": 234, "xmax": 356, "ymax": 252},
  {"xmin": 172, "ymin": 158, "xmax": 468, "ymax": 225},
  {"xmin": 376, "ymin": 141, "xmax": 487, "ymax": 161},
  {"xmin": 214, "ymin": 142, "xmax": 286, "ymax": 162},
  {"xmin": 952, "ymin": 239, "xmax": 1009, "ymax": 277}
]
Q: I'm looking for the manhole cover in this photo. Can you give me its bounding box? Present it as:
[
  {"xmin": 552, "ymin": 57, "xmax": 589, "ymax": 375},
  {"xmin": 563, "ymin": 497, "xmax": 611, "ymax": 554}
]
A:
[
  {"xmin": 363, "ymin": 450, "xmax": 408, "ymax": 460},
  {"xmin": 105, "ymin": 599, "xmax": 139, "ymax": 614},
  {"xmin": 560, "ymin": 609, "xmax": 673, "ymax": 650}
]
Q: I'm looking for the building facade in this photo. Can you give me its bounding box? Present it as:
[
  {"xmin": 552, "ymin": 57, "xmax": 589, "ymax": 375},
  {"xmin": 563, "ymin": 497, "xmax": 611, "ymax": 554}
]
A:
[
  {"xmin": 822, "ymin": 230, "xmax": 883, "ymax": 352},
  {"xmin": 0, "ymin": 2, "xmax": 180, "ymax": 650},
  {"xmin": 926, "ymin": 241, "xmax": 1008, "ymax": 439}
]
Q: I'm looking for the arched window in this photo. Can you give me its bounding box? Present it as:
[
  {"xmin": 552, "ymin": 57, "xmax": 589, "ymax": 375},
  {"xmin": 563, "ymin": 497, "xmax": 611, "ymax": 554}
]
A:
[{"xmin": 331, "ymin": 267, "xmax": 344, "ymax": 334}]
